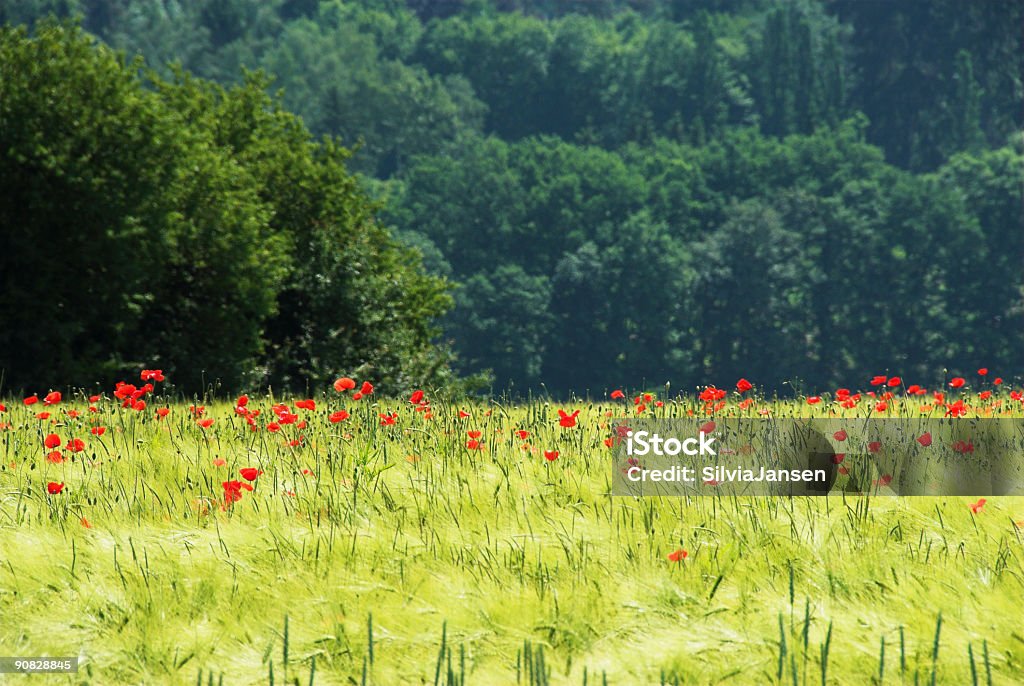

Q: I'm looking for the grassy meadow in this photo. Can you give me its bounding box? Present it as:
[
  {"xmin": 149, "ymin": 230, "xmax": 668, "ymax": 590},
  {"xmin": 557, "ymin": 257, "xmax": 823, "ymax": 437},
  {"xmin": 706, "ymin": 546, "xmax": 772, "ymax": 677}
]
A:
[{"xmin": 1, "ymin": 386, "xmax": 1023, "ymax": 684}]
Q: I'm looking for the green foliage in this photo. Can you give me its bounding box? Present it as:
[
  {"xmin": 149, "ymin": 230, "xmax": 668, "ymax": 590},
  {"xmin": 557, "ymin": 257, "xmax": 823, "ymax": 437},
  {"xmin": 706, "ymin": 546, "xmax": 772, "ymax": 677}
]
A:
[
  {"xmin": 3, "ymin": 2, "xmax": 1021, "ymax": 395},
  {"xmin": 0, "ymin": 22, "xmax": 451, "ymax": 392}
]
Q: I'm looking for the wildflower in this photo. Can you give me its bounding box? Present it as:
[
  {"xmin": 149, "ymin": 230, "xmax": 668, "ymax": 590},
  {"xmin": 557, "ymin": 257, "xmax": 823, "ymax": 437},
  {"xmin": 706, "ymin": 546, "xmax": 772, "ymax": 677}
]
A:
[
  {"xmin": 239, "ymin": 468, "xmax": 263, "ymax": 481},
  {"xmin": 47, "ymin": 481, "xmax": 64, "ymax": 495},
  {"xmin": 329, "ymin": 410, "xmax": 350, "ymax": 423},
  {"xmin": 334, "ymin": 377, "xmax": 356, "ymax": 392},
  {"xmin": 610, "ymin": 389, "xmax": 625, "ymax": 399},
  {"xmin": 543, "ymin": 450, "xmax": 559, "ymax": 461},
  {"xmin": 557, "ymin": 409, "xmax": 580, "ymax": 427},
  {"xmin": 667, "ymin": 549, "xmax": 688, "ymax": 562}
]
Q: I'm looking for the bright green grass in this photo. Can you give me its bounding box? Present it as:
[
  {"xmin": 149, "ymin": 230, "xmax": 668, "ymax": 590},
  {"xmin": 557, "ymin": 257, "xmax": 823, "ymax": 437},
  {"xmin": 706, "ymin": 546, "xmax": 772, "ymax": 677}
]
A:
[{"xmin": 1, "ymin": 395, "xmax": 1022, "ymax": 684}]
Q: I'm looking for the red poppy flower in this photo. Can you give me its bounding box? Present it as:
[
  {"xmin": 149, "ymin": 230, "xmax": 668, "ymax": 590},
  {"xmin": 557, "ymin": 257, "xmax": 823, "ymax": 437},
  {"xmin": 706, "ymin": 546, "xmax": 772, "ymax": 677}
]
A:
[
  {"xmin": 700, "ymin": 421, "xmax": 716, "ymax": 435},
  {"xmin": 977, "ymin": 368, "xmax": 988, "ymax": 376},
  {"xmin": 833, "ymin": 430, "xmax": 847, "ymax": 442},
  {"xmin": 949, "ymin": 377, "xmax": 965, "ymax": 389},
  {"xmin": 806, "ymin": 396, "xmax": 821, "ymax": 405},
  {"xmin": 970, "ymin": 498, "xmax": 986, "ymax": 514},
  {"xmin": 543, "ymin": 450, "xmax": 559, "ymax": 461},
  {"xmin": 46, "ymin": 451, "xmax": 63, "ymax": 464},
  {"xmin": 334, "ymin": 377, "xmax": 357, "ymax": 392},
  {"xmin": 156, "ymin": 408, "xmax": 170, "ymax": 418},
  {"xmin": 409, "ymin": 390, "xmax": 424, "ymax": 404},
  {"xmin": 197, "ymin": 418, "xmax": 214, "ymax": 428},
  {"xmin": 993, "ymin": 377, "xmax": 1003, "ymax": 385},
  {"xmin": 516, "ymin": 430, "xmax": 530, "ymax": 440},
  {"xmin": 832, "ymin": 453, "xmax": 845, "ymax": 464},
  {"xmin": 735, "ymin": 378, "xmax": 753, "ymax": 393},
  {"xmin": 379, "ymin": 412, "xmax": 397, "ymax": 426},
  {"xmin": 360, "ymin": 381, "xmax": 374, "ymax": 395},
  {"xmin": 875, "ymin": 401, "xmax": 888, "ymax": 412},
  {"xmin": 917, "ymin": 432, "xmax": 932, "ymax": 447},
  {"xmin": 458, "ymin": 410, "xmax": 471, "ymax": 418},
  {"xmin": 44, "ymin": 433, "xmax": 61, "ymax": 449},
  {"xmin": 46, "ymin": 481, "xmax": 64, "ymax": 495},
  {"xmin": 352, "ymin": 392, "xmax": 363, "ymax": 401},
  {"xmin": 140, "ymin": 369, "xmax": 165, "ymax": 382},
  {"xmin": 222, "ymin": 480, "xmax": 252, "ymax": 504},
  {"xmin": 953, "ymin": 440, "xmax": 974, "ymax": 454},
  {"xmin": 609, "ymin": 389, "xmax": 625, "ymax": 400},
  {"xmin": 868, "ymin": 441, "xmax": 882, "ymax": 453},
  {"xmin": 131, "ymin": 400, "xmax": 146, "ymax": 412},
  {"xmin": 66, "ymin": 438, "xmax": 85, "ymax": 453},
  {"xmin": 294, "ymin": 399, "xmax": 316, "ymax": 411},
  {"xmin": 43, "ymin": 391, "xmax": 62, "ymax": 406},
  {"xmin": 467, "ymin": 430, "xmax": 482, "ymax": 439},
  {"xmin": 329, "ymin": 410, "xmax": 350, "ymax": 423},
  {"xmin": 267, "ymin": 422, "xmax": 281, "ymax": 433},
  {"xmin": 946, "ymin": 400, "xmax": 968, "ymax": 418},
  {"xmin": 239, "ymin": 468, "xmax": 263, "ymax": 481},
  {"xmin": 870, "ymin": 375, "xmax": 887, "ymax": 386},
  {"xmin": 884, "ymin": 377, "xmax": 900, "ymax": 387},
  {"xmin": 35, "ymin": 412, "xmax": 51, "ymax": 420},
  {"xmin": 466, "ymin": 439, "xmax": 482, "ymax": 450},
  {"xmin": 114, "ymin": 384, "xmax": 136, "ymax": 400},
  {"xmin": 667, "ymin": 549, "xmax": 688, "ymax": 562},
  {"xmin": 24, "ymin": 395, "xmax": 39, "ymax": 406},
  {"xmin": 0, "ymin": 403, "xmax": 5, "ymax": 412},
  {"xmin": 699, "ymin": 387, "xmax": 726, "ymax": 403},
  {"xmin": 557, "ymin": 409, "xmax": 580, "ymax": 427}
]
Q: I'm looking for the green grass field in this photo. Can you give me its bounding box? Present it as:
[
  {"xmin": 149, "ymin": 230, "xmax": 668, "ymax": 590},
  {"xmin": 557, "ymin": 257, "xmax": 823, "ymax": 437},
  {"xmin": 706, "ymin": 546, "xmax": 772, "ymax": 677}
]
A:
[{"xmin": 1, "ymin": 390, "xmax": 1023, "ymax": 684}]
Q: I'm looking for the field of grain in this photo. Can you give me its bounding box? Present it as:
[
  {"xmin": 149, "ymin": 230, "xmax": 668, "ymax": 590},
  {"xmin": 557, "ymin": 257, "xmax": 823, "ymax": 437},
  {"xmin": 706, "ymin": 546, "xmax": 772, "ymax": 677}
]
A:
[{"xmin": 1, "ymin": 380, "xmax": 1023, "ymax": 684}]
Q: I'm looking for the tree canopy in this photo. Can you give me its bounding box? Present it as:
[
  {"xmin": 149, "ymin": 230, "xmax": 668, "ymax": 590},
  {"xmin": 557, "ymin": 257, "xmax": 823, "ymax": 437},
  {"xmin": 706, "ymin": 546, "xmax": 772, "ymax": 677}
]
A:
[{"xmin": 2, "ymin": 2, "xmax": 1021, "ymax": 395}]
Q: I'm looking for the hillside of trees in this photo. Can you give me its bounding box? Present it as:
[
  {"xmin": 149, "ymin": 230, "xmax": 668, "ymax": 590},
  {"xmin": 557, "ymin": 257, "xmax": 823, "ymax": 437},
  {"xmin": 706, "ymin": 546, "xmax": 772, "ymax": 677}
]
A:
[{"xmin": 2, "ymin": 1, "xmax": 1021, "ymax": 395}]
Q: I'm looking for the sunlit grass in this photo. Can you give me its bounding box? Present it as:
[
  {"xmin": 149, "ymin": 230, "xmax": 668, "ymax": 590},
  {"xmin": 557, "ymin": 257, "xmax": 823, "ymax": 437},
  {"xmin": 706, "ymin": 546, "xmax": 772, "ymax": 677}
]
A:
[{"xmin": 1, "ymin": 391, "xmax": 1022, "ymax": 684}]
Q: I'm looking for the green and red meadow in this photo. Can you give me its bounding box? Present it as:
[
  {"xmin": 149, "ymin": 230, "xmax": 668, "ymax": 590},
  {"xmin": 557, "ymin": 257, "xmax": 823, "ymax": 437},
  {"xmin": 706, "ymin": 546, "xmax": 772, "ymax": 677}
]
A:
[{"xmin": 2, "ymin": 371, "xmax": 1024, "ymax": 684}]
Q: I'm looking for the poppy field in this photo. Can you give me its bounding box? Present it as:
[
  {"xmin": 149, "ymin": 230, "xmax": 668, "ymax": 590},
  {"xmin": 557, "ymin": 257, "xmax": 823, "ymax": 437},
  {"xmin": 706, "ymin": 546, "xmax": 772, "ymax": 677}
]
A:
[{"xmin": 2, "ymin": 372, "xmax": 1024, "ymax": 685}]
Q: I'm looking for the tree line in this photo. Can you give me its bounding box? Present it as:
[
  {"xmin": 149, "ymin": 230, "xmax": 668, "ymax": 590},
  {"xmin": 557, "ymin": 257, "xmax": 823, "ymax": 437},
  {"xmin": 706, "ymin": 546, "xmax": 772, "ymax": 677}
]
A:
[{"xmin": 2, "ymin": 1, "xmax": 1021, "ymax": 394}]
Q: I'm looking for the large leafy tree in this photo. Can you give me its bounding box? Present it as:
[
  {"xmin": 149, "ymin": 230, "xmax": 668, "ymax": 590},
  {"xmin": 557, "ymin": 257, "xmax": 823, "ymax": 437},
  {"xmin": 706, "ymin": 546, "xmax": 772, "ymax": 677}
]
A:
[{"xmin": 0, "ymin": 22, "xmax": 451, "ymax": 392}]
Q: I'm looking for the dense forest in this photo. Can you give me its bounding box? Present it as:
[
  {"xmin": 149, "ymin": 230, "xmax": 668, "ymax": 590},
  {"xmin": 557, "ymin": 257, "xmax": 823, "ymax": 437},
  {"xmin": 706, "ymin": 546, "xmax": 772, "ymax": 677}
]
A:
[{"xmin": 2, "ymin": 0, "xmax": 1022, "ymax": 395}]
